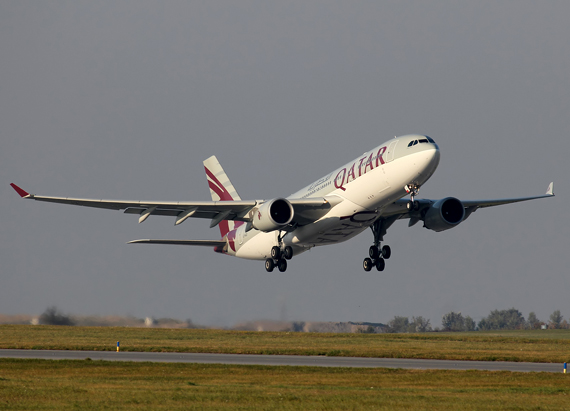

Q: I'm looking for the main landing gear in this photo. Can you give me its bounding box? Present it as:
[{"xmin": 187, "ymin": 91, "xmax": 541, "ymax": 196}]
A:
[
  {"xmin": 265, "ymin": 245, "xmax": 293, "ymax": 272},
  {"xmin": 363, "ymin": 218, "xmax": 392, "ymax": 272},
  {"xmin": 363, "ymin": 244, "xmax": 391, "ymax": 272}
]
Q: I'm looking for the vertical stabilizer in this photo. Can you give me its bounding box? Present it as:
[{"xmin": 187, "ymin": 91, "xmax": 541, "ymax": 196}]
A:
[{"xmin": 203, "ymin": 155, "xmax": 243, "ymax": 237}]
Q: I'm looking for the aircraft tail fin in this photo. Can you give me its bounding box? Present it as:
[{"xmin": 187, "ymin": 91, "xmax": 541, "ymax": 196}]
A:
[{"xmin": 203, "ymin": 155, "xmax": 243, "ymax": 237}]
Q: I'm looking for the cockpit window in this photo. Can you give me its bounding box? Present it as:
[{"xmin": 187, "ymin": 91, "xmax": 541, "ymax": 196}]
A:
[{"xmin": 408, "ymin": 136, "xmax": 435, "ymax": 147}]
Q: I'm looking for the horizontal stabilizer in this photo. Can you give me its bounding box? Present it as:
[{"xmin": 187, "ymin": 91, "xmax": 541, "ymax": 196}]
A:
[{"xmin": 128, "ymin": 239, "xmax": 226, "ymax": 247}]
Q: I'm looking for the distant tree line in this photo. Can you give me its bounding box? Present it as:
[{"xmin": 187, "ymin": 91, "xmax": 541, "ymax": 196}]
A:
[
  {"xmin": 386, "ymin": 316, "xmax": 432, "ymax": 333},
  {"xmin": 386, "ymin": 309, "xmax": 568, "ymax": 333},
  {"xmin": 39, "ymin": 306, "xmax": 75, "ymax": 326}
]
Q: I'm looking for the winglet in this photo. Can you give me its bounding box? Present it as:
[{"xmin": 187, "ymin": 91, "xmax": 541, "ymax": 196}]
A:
[
  {"xmin": 10, "ymin": 183, "xmax": 30, "ymax": 198},
  {"xmin": 546, "ymin": 182, "xmax": 554, "ymax": 196}
]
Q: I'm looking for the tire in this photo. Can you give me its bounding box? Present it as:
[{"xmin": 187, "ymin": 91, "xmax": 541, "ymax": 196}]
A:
[
  {"xmin": 381, "ymin": 245, "xmax": 391, "ymax": 259},
  {"xmin": 363, "ymin": 258, "xmax": 373, "ymax": 272},
  {"xmin": 271, "ymin": 246, "xmax": 281, "ymax": 260},
  {"xmin": 278, "ymin": 259, "xmax": 288, "ymax": 272},
  {"xmin": 265, "ymin": 258, "xmax": 275, "ymax": 272},
  {"xmin": 376, "ymin": 258, "xmax": 385, "ymax": 271},
  {"xmin": 284, "ymin": 246, "xmax": 293, "ymax": 260},
  {"xmin": 369, "ymin": 245, "xmax": 379, "ymax": 260}
]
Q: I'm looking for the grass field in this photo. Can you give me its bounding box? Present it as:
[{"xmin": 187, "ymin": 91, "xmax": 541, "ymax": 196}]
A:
[
  {"xmin": 2, "ymin": 326, "xmax": 570, "ymax": 409},
  {"xmin": 1, "ymin": 358, "xmax": 570, "ymax": 410},
  {"xmin": 2, "ymin": 325, "xmax": 570, "ymax": 363}
]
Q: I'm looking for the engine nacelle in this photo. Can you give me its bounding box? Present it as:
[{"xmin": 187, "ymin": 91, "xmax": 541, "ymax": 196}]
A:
[
  {"xmin": 251, "ymin": 198, "xmax": 294, "ymax": 232},
  {"xmin": 423, "ymin": 197, "xmax": 465, "ymax": 232}
]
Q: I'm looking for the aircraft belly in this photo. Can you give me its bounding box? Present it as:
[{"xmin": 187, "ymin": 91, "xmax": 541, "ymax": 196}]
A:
[
  {"xmin": 286, "ymin": 199, "xmax": 373, "ymax": 247},
  {"xmin": 234, "ymin": 230, "xmax": 278, "ymax": 260}
]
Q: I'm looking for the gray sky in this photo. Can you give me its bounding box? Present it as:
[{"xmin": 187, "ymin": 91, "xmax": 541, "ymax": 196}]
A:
[{"xmin": 1, "ymin": 1, "xmax": 567, "ymax": 327}]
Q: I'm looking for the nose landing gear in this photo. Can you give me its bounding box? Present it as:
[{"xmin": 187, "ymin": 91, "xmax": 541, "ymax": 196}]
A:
[{"xmin": 405, "ymin": 184, "xmax": 421, "ymax": 211}]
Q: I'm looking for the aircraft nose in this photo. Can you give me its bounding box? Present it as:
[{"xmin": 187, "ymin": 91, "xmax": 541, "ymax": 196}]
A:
[
  {"xmin": 425, "ymin": 145, "xmax": 440, "ymax": 175},
  {"xmin": 431, "ymin": 145, "xmax": 440, "ymax": 164}
]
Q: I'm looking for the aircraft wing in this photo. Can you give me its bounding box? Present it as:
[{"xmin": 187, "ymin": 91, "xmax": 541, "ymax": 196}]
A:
[
  {"xmin": 452, "ymin": 182, "xmax": 555, "ymax": 223},
  {"xmin": 9, "ymin": 183, "xmax": 341, "ymax": 228},
  {"xmin": 460, "ymin": 182, "xmax": 554, "ymax": 210},
  {"xmin": 385, "ymin": 182, "xmax": 555, "ymax": 229}
]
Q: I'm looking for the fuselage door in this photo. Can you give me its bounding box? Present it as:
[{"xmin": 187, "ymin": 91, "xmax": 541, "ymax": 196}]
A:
[{"xmin": 385, "ymin": 140, "xmax": 399, "ymax": 163}]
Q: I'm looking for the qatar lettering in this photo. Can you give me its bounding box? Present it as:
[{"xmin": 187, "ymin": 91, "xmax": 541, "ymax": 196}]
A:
[{"xmin": 334, "ymin": 146, "xmax": 386, "ymax": 191}]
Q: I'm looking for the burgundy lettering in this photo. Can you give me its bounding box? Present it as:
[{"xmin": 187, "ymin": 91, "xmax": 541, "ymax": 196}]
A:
[
  {"xmin": 346, "ymin": 163, "xmax": 356, "ymax": 183},
  {"xmin": 334, "ymin": 168, "xmax": 347, "ymax": 191},
  {"xmin": 357, "ymin": 156, "xmax": 367, "ymax": 176},
  {"xmin": 363, "ymin": 153, "xmax": 374, "ymax": 174},
  {"xmin": 376, "ymin": 146, "xmax": 387, "ymax": 167}
]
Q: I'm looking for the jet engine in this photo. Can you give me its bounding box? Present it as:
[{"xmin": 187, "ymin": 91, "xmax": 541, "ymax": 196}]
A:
[
  {"xmin": 251, "ymin": 198, "xmax": 294, "ymax": 232},
  {"xmin": 423, "ymin": 197, "xmax": 465, "ymax": 232}
]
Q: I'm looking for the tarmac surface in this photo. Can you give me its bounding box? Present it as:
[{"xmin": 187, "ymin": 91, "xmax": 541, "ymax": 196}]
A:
[{"xmin": 0, "ymin": 349, "xmax": 564, "ymax": 373}]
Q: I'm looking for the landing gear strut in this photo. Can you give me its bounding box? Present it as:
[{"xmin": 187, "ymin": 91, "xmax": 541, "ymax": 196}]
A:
[
  {"xmin": 405, "ymin": 184, "xmax": 421, "ymax": 211},
  {"xmin": 265, "ymin": 232, "xmax": 293, "ymax": 272},
  {"xmin": 363, "ymin": 218, "xmax": 392, "ymax": 272}
]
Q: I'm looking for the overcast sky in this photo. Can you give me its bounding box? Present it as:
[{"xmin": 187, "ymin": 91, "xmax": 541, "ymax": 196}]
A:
[{"xmin": 1, "ymin": 1, "xmax": 568, "ymax": 328}]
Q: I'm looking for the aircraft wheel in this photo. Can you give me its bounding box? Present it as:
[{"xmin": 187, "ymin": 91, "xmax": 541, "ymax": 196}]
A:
[
  {"xmin": 369, "ymin": 245, "xmax": 379, "ymax": 260},
  {"xmin": 283, "ymin": 246, "xmax": 293, "ymax": 260},
  {"xmin": 407, "ymin": 200, "xmax": 420, "ymax": 211},
  {"xmin": 376, "ymin": 258, "xmax": 385, "ymax": 271},
  {"xmin": 265, "ymin": 258, "xmax": 275, "ymax": 272},
  {"xmin": 363, "ymin": 258, "xmax": 373, "ymax": 272},
  {"xmin": 381, "ymin": 245, "xmax": 391, "ymax": 259},
  {"xmin": 271, "ymin": 246, "xmax": 281, "ymax": 260},
  {"xmin": 278, "ymin": 259, "xmax": 288, "ymax": 272}
]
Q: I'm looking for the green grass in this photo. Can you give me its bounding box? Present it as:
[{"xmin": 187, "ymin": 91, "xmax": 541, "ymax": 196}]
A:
[
  {"xmin": 1, "ymin": 358, "xmax": 569, "ymax": 410},
  {"xmin": 2, "ymin": 325, "xmax": 570, "ymax": 363}
]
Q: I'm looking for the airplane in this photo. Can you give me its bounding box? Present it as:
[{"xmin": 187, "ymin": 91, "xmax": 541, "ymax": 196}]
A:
[{"xmin": 11, "ymin": 134, "xmax": 554, "ymax": 272}]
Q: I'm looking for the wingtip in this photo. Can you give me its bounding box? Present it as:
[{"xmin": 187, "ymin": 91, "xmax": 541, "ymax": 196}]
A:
[
  {"xmin": 546, "ymin": 182, "xmax": 554, "ymax": 196},
  {"xmin": 10, "ymin": 183, "xmax": 30, "ymax": 198},
  {"xmin": 127, "ymin": 239, "xmax": 148, "ymax": 244}
]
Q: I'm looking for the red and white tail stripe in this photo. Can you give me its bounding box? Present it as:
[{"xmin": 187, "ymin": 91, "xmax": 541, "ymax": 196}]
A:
[{"xmin": 203, "ymin": 155, "xmax": 243, "ymax": 238}]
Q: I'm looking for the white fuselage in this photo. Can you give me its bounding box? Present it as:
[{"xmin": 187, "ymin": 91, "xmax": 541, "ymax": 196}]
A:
[{"xmin": 224, "ymin": 135, "xmax": 440, "ymax": 260}]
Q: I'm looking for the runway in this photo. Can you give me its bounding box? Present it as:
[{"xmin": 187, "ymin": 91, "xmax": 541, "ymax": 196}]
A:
[{"xmin": 0, "ymin": 349, "xmax": 563, "ymax": 373}]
